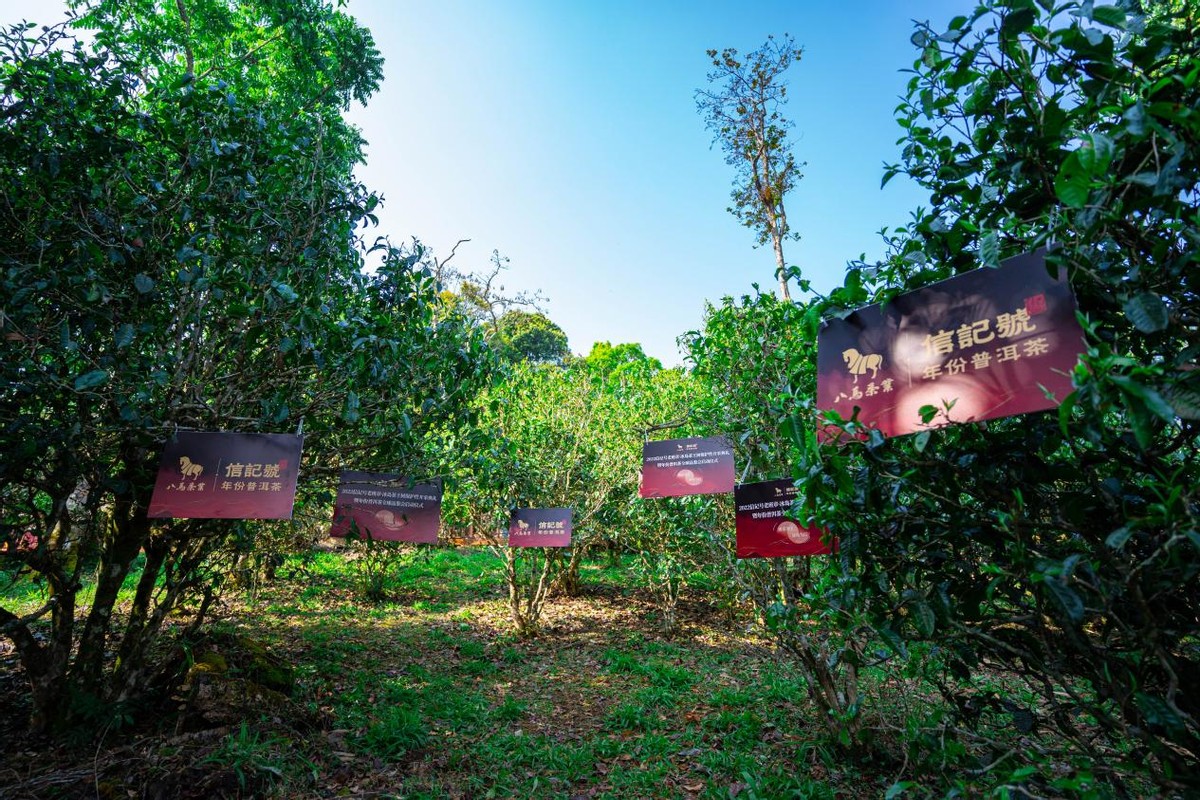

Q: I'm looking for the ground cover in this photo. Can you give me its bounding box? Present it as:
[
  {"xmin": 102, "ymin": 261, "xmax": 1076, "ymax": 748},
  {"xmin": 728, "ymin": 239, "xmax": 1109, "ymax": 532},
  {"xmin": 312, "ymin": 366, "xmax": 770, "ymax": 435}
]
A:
[{"xmin": 0, "ymin": 548, "xmax": 1159, "ymax": 798}]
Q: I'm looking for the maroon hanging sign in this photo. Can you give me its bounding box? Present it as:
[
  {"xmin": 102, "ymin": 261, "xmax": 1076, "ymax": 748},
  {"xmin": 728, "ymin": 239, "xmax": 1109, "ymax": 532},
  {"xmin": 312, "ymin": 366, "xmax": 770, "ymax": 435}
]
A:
[
  {"xmin": 817, "ymin": 249, "xmax": 1085, "ymax": 440},
  {"xmin": 639, "ymin": 436, "xmax": 735, "ymax": 499},
  {"xmin": 147, "ymin": 431, "xmax": 302, "ymax": 519},
  {"xmin": 330, "ymin": 471, "xmax": 442, "ymax": 544},
  {"xmin": 734, "ymin": 479, "xmax": 834, "ymax": 558},
  {"xmin": 508, "ymin": 507, "xmax": 572, "ymax": 548}
]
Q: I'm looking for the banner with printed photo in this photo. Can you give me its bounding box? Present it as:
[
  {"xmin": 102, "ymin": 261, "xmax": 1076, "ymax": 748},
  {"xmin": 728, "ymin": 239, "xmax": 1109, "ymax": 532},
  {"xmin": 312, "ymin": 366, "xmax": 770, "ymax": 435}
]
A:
[
  {"xmin": 330, "ymin": 471, "xmax": 442, "ymax": 544},
  {"xmin": 734, "ymin": 479, "xmax": 834, "ymax": 558},
  {"xmin": 817, "ymin": 249, "xmax": 1085, "ymax": 440},
  {"xmin": 147, "ymin": 431, "xmax": 302, "ymax": 519},
  {"xmin": 508, "ymin": 507, "xmax": 572, "ymax": 548},
  {"xmin": 639, "ymin": 436, "xmax": 735, "ymax": 499}
]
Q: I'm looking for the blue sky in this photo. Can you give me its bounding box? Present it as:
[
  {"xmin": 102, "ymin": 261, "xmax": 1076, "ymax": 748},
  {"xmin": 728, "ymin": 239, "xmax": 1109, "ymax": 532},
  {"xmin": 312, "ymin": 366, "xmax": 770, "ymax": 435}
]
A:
[
  {"xmin": 4, "ymin": 0, "xmax": 976, "ymax": 364},
  {"xmin": 342, "ymin": 0, "xmax": 975, "ymax": 364}
]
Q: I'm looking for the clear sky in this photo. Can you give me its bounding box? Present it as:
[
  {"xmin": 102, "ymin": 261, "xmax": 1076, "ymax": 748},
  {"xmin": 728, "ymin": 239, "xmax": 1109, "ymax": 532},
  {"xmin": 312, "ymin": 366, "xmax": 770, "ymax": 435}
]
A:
[
  {"xmin": 4, "ymin": 0, "xmax": 976, "ymax": 364},
  {"xmin": 341, "ymin": 0, "xmax": 974, "ymax": 364}
]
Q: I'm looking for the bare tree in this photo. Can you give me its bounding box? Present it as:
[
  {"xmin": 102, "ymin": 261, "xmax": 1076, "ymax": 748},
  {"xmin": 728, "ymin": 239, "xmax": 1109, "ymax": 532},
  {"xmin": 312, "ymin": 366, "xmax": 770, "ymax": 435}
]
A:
[
  {"xmin": 406, "ymin": 238, "xmax": 545, "ymax": 330},
  {"xmin": 457, "ymin": 250, "xmax": 545, "ymax": 331},
  {"xmin": 697, "ymin": 34, "xmax": 804, "ymax": 301}
]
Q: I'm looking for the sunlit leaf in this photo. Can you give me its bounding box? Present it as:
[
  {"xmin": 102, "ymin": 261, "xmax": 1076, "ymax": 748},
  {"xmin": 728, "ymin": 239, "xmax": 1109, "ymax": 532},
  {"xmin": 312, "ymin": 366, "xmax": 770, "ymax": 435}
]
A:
[{"xmin": 1054, "ymin": 151, "xmax": 1090, "ymax": 208}]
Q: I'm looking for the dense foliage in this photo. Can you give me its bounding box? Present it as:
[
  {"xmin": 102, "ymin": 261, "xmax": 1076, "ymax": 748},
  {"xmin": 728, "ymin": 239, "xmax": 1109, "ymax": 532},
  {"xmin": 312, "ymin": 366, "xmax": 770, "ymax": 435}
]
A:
[
  {"xmin": 0, "ymin": 0, "xmax": 489, "ymax": 731},
  {"xmin": 793, "ymin": 0, "xmax": 1200, "ymax": 790},
  {"xmin": 491, "ymin": 309, "xmax": 570, "ymax": 365},
  {"xmin": 683, "ymin": 292, "xmax": 871, "ymax": 743},
  {"xmin": 2, "ymin": 0, "xmax": 1197, "ymax": 797}
]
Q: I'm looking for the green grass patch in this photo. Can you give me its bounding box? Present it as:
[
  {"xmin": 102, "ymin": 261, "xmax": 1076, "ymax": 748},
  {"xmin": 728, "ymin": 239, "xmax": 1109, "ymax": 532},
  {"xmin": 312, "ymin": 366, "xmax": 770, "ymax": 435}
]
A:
[
  {"xmin": 1, "ymin": 552, "xmax": 149, "ymax": 617},
  {"xmin": 128, "ymin": 544, "xmax": 1157, "ymax": 799}
]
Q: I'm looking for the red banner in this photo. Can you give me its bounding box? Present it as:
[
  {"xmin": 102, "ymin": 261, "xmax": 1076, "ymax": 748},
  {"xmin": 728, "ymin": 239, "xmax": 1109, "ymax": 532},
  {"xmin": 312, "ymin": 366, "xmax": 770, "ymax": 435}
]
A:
[
  {"xmin": 508, "ymin": 507, "xmax": 572, "ymax": 548},
  {"xmin": 817, "ymin": 249, "xmax": 1085, "ymax": 439},
  {"xmin": 330, "ymin": 472, "xmax": 441, "ymax": 544},
  {"xmin": 734, "ymin": 479, "xmax": 834, "ymax": 558},
  {"xmin": 147, "ymin": 431, "xmax": 302, "ymax": 519},
  {"xmin": 639, "ymin": 436, "xmax": 735, "ymax": 499}
]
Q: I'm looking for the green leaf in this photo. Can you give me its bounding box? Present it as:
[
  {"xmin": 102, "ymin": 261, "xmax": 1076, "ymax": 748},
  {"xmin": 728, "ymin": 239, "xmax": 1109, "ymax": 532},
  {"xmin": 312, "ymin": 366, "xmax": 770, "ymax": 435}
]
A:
[
  {"xmin": 1123, "ymin": 101, "xmax": 1146, "ymax": 136},
  {"xmin": 175, "ymin": 244, "xmax": 202, "ymax": 262},
  {"xmin": 877, "ymin": 625, "xmax": 908, "ymax": 657},
  {"xmin": 1187, "ymin": 531, "xmax": 1200, "ymax": 553},
  {"xmin": 1057, "ymin": 390, "xmax": 1077, "ymax": 437},
  {"xmin": 911, "ymin": 600, "xmax": 936, "ymax": 636},
  {"xmin": 1075, "ymin": 132, "xmax": 1114, "ymax": 175},
  {"xmin": 1126, "ymin": 172, "xmax": 1159, "ymax": 188},
  {"xmin": 115, "ymin": 323, "xmax": 135, "ymax": 348},
  {"xmin": 1000, "ymin": 7, "xmax": 1037, "ymax": 35},
  {"xmin": 74, "ymin": 369, "xmax": 109, "ymax": 390},
  {"xmin": 980, "ymin": 230, "xmax": 1000, "ymax": 268},
  {"xmin": 1109, "ymin": 374, "xmax": 1176, "ymax": 422},
  {"xmin": 1046, "ymin": 577, "xmax": 1085, "ymax": 624},
  {"xmin": 1123, "ymin": 292, "xmax": 1168, "ymax": 333},
  {"xmin": 1174, "ymin": 342, "xmax": 1200, "ymax": 367},
  {"xmin": 343, "ymin": 390, "xmax": 360, "ymax": 423},
  {"xmin": 885, "ymin": 781, "xmax": 917, "ymax": 799},
  {"xmin": 1135, "ymin": 692, "xmax": 1185, "ymax": 736},
  {"xmin": 913, "ymin": 430, "xmax": 931, "ymax": 453},
  {"xmin": 1008, "ymin": 765, "xmax": 1039, "ymax": 782},
  {"xmin": 1166, "ymin": 383, "xmax": 1200, "ymax": 420},
  {"xmin": 1105, "ymin": 527, "xmax": 1132, "ymax": 550},
  {"xmin": 1090, "ymin": 5, "xmax": 1125, "ymax": 28},
  {"xmin": 274, "ymin": 283, "xmax": 298, "ymax": 303},
  {"xmin": 780, "ymin": 413, "xmax": 800, "ymax": 447},
  {"xmin": 1054, "ymin": 151, "xmax": 1090, "ymax": 208},
  {"xmin": 918, "ymin": 405, "xmax": 938, "ymax": 424},
  {"xmin": 1125, "ymin": 396, "xmax": 1155, "ymax": 449},
  {"xmin": 134, "ymin": 273, "xmax": 155, "ymax": 293}
]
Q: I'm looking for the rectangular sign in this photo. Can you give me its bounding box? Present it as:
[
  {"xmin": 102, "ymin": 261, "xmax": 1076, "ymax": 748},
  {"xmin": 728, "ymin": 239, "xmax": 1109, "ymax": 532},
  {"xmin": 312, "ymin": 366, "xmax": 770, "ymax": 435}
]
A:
[
  {"xmin": 330, "ymin": 471, "xmax": 441, "ymax": 544},
  {"xmin": 816, "ymin": 249, "xmax": 1085, "ymax": 439},
  {"xmin": 508, "ymin": 507, "xmax": 572, "ymax": 548},
  {"xmin": 734, "ymin": 479, "xmax": 833, "ymax": 558},
  {"xmin": 147, "ymin": 431, "xmax": 302, "ymax": 519},
  {"xmin": 639, "ymin": 436, "xmax": 735, "ymax": 498}
]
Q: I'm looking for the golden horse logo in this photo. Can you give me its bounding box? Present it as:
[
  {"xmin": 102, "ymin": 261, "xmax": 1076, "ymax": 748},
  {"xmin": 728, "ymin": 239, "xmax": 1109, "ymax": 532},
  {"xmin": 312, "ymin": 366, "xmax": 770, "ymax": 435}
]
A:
[
  {"xmin": 179, "ymin": 456, "xmax": 204, "ymax": 479},
  {"xmin": 842, "ymin": 348, "xmax": 883, "ymax": 382},
  {"xmin": 517, "ymin": 519, "xmax": 530, "ymax": 531}
]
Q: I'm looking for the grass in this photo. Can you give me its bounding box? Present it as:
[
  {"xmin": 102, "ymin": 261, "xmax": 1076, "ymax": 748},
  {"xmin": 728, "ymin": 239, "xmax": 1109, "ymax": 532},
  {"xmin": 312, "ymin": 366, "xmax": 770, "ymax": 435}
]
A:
[
  {"xmin": 1, "ymin": 551, "xmax": 150, "ymax": 616},
  {"xmin": 203, "ymin": 721, "xmax": 311, "ymax": 794},
  {"xmin": 212, "ymin": 546, "xmax": 868, "ymax": 798},
  {"xmin": 223, "ymin": 548, "xmax": 1048, "ymax": 796},
  {"xmin": 1, "ymin": 545, "xmax": 1162, "ymax": 798}
]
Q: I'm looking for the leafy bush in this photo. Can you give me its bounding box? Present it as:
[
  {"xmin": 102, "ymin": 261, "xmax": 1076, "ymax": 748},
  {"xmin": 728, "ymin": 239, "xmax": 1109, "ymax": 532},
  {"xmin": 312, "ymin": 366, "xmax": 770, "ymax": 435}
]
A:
[
  {"xmin": 795, "ymin": 0, "xmax": 1200, "ymax": 791},
  {"xmin": 685, "ymin": 291, "xmax": 874, "ymax": 746},
  {"xmin": 0, "ymin": 4, "xmax": 490, "ymax": 733}
]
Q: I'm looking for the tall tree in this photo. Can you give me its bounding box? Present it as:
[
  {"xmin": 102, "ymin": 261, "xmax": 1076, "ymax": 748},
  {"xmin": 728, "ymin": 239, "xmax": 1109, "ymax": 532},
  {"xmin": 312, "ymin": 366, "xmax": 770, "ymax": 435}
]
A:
[
  {"xmin": 583, "ymin": 341, "xmax": 663, "ymax": 381},
  {"xmin": 492, "ymin": 310, "xmax": 569, "ymax": 365},
  {"xmin": 696, "ymin": 34, "xmax": 804, "ymax": 301}
]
